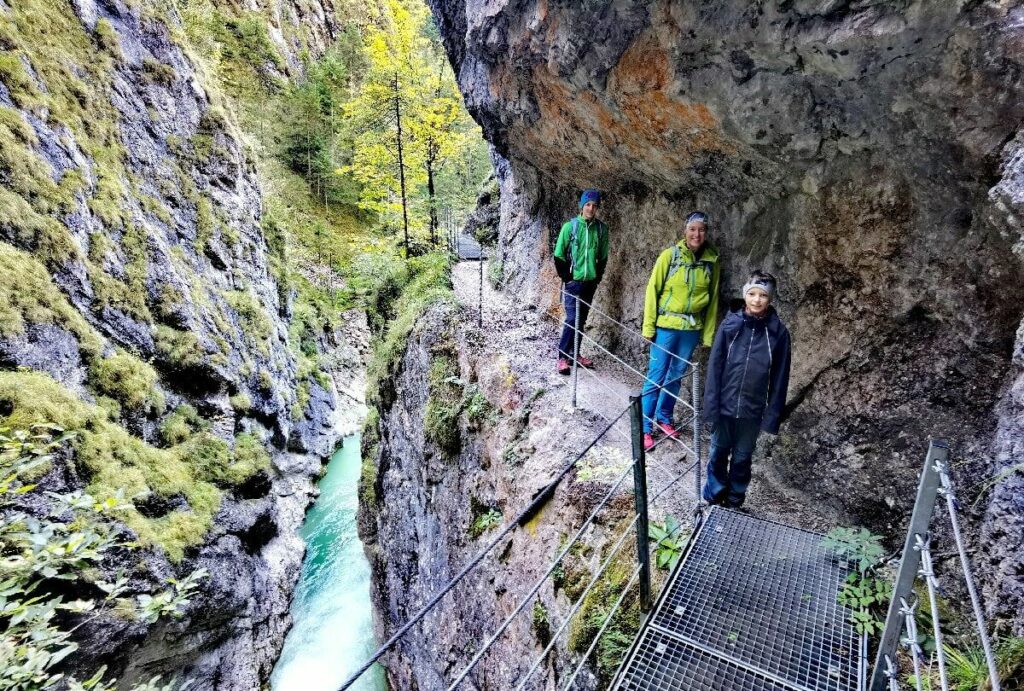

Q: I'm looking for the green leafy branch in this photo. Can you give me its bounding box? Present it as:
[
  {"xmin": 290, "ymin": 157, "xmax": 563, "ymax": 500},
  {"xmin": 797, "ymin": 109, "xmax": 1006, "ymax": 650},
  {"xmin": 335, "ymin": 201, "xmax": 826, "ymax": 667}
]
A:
[
  {"xmin": 0, "ymin": 424, "xmax": 204, "ymax": 690},
  {"xmin": 822, "ymin": 526, "xmax": 891, "ymax": 636}
]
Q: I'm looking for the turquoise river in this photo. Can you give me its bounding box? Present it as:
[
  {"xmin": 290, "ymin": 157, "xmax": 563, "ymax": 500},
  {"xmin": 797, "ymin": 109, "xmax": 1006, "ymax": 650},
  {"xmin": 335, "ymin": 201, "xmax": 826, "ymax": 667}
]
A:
[{"xmin": 270, "ymin": 434, "xmax": 387, "ymax": 691}]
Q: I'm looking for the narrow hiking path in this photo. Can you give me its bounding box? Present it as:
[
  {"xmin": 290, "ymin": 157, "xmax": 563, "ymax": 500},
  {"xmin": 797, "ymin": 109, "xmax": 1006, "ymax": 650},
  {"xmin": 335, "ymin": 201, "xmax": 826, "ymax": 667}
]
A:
[{"xmin": 451, "ymin": 255, "xmax": 828, "ymax": 534}]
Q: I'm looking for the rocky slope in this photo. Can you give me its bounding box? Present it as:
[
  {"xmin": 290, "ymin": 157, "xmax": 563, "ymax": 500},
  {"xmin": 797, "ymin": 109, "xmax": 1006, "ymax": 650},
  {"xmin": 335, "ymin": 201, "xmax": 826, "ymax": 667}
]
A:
[
  {"xmin": 0, "ymin": 0, "xmax": 365, "ymax": 686},
  {"xmin": 423, "ymin": 0, "xmax": 1024, "ymax": 630}
]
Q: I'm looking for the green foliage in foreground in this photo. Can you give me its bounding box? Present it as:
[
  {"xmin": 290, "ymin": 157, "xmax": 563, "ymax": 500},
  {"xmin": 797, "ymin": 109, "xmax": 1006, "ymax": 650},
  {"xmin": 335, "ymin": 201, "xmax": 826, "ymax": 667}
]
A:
[
  {"xmin": 649, "ymin": 514, "xmax": 688, "ymax": 571},
  {"xmin": 0, "ymin": 372, "xmax": 266, "ymax": 562},
  {"xmin": 822, "ymin": 527, "xmax": 891, "ymax": 636},
  {"xmin": 908, "ymin": 637, "xmax": 1024, "ymax": 690},
  {"xmin": 0, "ymin": 424, "xmax": 204, "ymax": 690}
]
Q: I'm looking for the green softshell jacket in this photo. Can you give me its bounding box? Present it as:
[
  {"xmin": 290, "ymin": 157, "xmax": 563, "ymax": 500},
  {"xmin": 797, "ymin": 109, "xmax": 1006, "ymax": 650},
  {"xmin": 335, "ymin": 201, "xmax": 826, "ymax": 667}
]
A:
[
  {"xmin": 553, "ymin": 216, "xmax": 609, "ymax": 282},
  {"xmin": 642, "ymin": 242, "xmax": 721, "ymax": 345}
]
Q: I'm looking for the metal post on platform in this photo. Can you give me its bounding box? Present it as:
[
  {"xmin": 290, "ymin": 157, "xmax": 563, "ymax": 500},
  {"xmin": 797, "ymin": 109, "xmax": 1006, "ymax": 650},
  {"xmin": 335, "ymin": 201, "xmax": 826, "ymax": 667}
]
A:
[
  {"xmin": 869, "ymin": 439, "xmax": 947, "ymax": 691},
  {"xmin": 570, "ymin": 293, "xmax": 580, "ymax": 410},
  {"xmin": 692, "ymin": 362, "xmax": 702, "ymax": 513},
  {"xmin": 478, "ymin": 252, "xmax": 484, "ymax": 329},
  {"xmin": 629, "ymin": 395, "xmax": 652, "ymax": 612}
]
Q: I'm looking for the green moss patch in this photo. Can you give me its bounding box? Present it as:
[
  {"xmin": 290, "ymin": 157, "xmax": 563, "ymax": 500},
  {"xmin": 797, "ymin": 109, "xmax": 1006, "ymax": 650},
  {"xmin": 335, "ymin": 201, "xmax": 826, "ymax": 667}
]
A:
[{"xmin": 0, "ymin": 371, "xmax": 222, "ymax": 562}]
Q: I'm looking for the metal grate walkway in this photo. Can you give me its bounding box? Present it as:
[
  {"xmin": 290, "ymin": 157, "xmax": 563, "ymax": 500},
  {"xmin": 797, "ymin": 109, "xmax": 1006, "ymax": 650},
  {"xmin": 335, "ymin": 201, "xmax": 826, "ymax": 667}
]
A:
[{"xmin": 613, "ymin": 507, "xmax": 864, "ymax": 691}]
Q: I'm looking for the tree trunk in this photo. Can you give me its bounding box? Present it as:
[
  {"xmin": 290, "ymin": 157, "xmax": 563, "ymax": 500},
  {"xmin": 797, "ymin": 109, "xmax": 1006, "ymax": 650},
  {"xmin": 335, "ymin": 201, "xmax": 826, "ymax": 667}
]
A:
[
  {"xmin": 427, "ymin": 154, "xmax": 437, "ymax": 246},
  {"xmin": 393, "ymin": 73, "xmax": 410, "ymax": 256}
]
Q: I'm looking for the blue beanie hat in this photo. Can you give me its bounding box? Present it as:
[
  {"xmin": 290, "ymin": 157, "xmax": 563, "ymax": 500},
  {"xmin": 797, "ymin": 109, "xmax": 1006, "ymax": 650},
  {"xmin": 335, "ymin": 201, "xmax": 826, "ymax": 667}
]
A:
[{"xmin": 579, "ymin": 189, "xmax": 601, "ymax": 208}]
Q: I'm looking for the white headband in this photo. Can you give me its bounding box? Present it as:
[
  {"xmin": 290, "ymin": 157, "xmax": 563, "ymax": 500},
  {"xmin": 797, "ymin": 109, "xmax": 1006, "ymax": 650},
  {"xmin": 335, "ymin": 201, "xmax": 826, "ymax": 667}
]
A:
[{"xmin": 743, "ymin": 279, "xmax": 775, "ymax": 300}]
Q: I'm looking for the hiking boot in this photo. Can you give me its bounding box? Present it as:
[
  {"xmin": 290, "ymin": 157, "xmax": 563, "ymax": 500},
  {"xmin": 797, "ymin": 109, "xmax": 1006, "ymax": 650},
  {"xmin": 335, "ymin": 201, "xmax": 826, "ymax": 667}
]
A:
[
  {"xmin": 576, "ymin": 355, "xmax": 595, "ymax": 369},
  {"xmin": 557, "ymin": 358, "xmax": 571, "ymax": 375},
  {"xmin": 656, "ymin": 422, "xmax": 680, "ymax": 439},
  {"xmin": 643, "ymin": 433, "xmax": 655, "ymax": 451}
]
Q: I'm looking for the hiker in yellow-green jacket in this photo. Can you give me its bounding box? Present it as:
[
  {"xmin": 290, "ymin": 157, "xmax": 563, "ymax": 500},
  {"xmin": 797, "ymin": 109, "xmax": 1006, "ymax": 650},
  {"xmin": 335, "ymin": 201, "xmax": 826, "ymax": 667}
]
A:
[
  {"xmin": 640, "ymin": 211, "xmax": 721, "ymax": 451},
  {"xmin": 553, "ymin": 189, "xmax": 610, "ymax": 375}
]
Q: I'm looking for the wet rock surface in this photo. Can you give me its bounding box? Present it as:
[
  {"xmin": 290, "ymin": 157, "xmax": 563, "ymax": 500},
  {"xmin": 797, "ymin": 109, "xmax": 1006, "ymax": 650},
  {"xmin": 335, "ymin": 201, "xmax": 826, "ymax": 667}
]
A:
[
  {"xmin": 427, "ymin": 0, "xmax": 1024, "ymax": 630},
  {"xmin": 0, "ymin": 0, "xmax": 367, "ymax": 687}
]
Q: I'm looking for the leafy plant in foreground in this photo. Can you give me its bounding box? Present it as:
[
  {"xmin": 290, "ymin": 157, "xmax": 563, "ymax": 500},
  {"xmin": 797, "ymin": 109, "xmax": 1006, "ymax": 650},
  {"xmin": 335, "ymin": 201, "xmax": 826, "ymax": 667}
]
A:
[
  {"xmin": 649, "ymin": 514, "xmax": 687, "ymax": 571},
  {"xmin": 0, "ymin": 423, "xmax": 205, "ymax": 690},
  {"xmin": 822, "ymin": 526, "xmax": 891, "ymax": 636}
]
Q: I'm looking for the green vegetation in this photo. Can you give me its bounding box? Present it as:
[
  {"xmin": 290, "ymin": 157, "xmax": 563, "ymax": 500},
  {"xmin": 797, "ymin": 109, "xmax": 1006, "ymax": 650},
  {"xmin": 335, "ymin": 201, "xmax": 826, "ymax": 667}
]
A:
[
  {"xmin": 532, "ymin": 601, "xmax": 551, "ymax": 647},
  {"xmin": 463, "ymin": 386, "xmax": 496, "ymax": 427},
  {"xmin": 185, "ymin": 432, "xmax": 270, "ymax": 487},
  {"xmin": 0, "ymin": 371, "xmax": 220, "ymax": 562},
  {"xmin": 0, "ymin": 423, "xmax": 202, "ymax": 689},
  {"xmin": 365, "ymin": 252, "xmax": 455, "ymax": 398},
  {"xmin": 424, "ymin": 348, "xmax": 463, "ymax": 456},
  {"xmin": 909, "ymin": 638, "xmax": 1024, "ymax": 690},
  {"xmin": 359, "ymin": 406, "xmax": 380, "ymax": 506},
  {"xmin": 822, "ymin": 527, "xmax": 892, "ymax": 636},
  {"xmin": 566, "ymin": 533, "xmax": 641, "ymax": 684},
  {"xmin": 89, "ymin": 351, "xmax": 166, "ymax": 417},
  {"xmin": 649, "ymin": 514, "xmax": 688, "ymax": 571},
  {"xmin": 159, "ymin": 404, "xmax": 207, "ymax": 446},
  {"xmin": 468, "ymin": 508, "xmax": 502, "ymax": 539},
  {"xmin": 154, "ymin": 325, "xmax": 206, "ymax": 372}
]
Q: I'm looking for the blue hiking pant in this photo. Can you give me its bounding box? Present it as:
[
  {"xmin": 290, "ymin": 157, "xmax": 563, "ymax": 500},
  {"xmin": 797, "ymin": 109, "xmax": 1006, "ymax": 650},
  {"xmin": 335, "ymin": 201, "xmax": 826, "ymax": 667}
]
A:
[
  {"xmin": 641, "ymin": 327, "xmax": 700, "ymax": 433},
  {"xmin": 702, "ymin": 417, "xmax": 762, "ymax": 507},
  {"xmin": 558, "ymin": 280, "xmax": 598, "ymax": 360}
]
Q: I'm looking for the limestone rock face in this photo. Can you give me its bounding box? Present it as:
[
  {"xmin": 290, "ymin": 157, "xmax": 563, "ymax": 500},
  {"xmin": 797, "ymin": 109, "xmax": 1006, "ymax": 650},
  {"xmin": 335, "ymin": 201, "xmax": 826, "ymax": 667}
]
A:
[
  {"xmin": 0, "ymin": 0, "xmax": 364, "ymax": 686},
  {"xmin": 429, "ymin": 0, "xmax": 1024, "ymax": 628}
]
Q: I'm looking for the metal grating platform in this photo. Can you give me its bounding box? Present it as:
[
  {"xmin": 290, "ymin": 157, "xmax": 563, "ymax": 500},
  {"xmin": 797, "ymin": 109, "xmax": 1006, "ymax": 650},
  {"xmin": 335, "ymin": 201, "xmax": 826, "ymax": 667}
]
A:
[{"xmin": 613, "ymin": 507, "xmax": 864, "ymax": 691}]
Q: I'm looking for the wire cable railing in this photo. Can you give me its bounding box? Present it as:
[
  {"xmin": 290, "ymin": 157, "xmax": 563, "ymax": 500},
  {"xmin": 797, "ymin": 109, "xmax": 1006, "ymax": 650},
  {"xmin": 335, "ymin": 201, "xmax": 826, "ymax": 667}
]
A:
[
  {"xmin": 870, "ymin": 441, "xmax": 1001, "ymax": 691},
  {"xmin": 340, "ymin": 264, "xmax": 707, "ymax": 691},
  {"xmin": 336, "ymin": 404, "xmax": 632, "ymax": 691}
]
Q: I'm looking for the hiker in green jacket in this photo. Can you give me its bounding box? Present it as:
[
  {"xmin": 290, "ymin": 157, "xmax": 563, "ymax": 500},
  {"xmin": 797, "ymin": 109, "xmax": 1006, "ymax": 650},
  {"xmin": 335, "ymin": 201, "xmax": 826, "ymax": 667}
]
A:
[
  {"xmin": 553, "ymin": 189, "xmax": 610, "ymax": 375},
  {"xmin": 640, "ymin": 211, "xmax": 721, "ymax": 450}
]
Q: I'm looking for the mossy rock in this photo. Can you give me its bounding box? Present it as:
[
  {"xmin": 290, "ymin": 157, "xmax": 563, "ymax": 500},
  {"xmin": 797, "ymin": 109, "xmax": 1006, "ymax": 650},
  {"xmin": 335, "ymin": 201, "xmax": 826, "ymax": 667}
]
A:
[{"xmin": 0, "ymin": 371, "xmax": 223, "ymax": 562}]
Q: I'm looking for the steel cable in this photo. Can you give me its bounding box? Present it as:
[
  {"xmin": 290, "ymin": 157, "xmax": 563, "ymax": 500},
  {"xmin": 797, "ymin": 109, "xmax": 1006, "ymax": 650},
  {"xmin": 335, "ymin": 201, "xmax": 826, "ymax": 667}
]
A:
[
  {"xmin": 336, "ymin": 403, "xmax": 632, "ymax": 691},
  {"xmin": 445, "ymin": 457, "xmax": 638, "ymax": 690},
  {"xmin": 512, "ymin": 512, "xmax": 643, "ymax": 690},
  {"xmin": 936, "ymin": 461, "xmax": 1001, "ymax": 691}
]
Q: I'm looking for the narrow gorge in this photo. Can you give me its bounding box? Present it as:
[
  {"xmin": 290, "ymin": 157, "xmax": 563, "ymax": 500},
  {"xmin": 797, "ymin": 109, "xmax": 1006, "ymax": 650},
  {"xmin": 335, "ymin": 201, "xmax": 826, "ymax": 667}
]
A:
[{"xmin": 4, "ymin": 1, "xmax": 1024, "ymax": 690}]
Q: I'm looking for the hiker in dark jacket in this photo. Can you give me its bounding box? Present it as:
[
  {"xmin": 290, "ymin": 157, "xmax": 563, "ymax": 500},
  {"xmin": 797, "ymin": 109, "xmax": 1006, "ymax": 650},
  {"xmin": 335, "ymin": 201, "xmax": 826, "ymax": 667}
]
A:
[
  {"xmin": 702, "ymin": 270, "xmax": 791, "ymax": 508},
  {"xmin": 553, "ymin": 189, "xmax": 610, "ymax": 375}
]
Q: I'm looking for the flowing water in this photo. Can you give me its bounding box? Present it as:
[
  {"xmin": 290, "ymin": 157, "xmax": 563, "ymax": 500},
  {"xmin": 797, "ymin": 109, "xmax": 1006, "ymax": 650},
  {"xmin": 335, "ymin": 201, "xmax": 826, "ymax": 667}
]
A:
[{"xmin": 271, "ymin": 434, "xmax": 387, "ymax": 691}]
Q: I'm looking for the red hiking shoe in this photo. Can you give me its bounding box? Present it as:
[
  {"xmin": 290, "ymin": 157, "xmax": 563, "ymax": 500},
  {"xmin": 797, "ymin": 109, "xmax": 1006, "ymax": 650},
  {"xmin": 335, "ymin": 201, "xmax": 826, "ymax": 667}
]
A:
[
  {"xmin": 643, "ymin": 433, "xmax": 655, "ymax": 451},
  {"xmin": 576, "ymin": 355, "xmax": 595, "ymax": 369},
  {"xmin": 657, "ymin": 422, "xmax": 680, "ymax": 439},
  {"xmin": 557, "ymin": 358, "xmax": 571, "ymax": 375}
]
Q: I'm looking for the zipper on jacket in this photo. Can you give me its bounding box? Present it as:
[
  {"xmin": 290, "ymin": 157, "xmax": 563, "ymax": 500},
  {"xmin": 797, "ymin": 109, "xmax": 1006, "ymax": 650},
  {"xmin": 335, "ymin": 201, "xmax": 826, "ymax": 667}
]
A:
[
  {"xmin": 736, "ymin": 324, "xmax": 754, "ymax": 414},
  {"xmin": 764, "ymin": 330, "xmax": 773, "ymax": 409}
]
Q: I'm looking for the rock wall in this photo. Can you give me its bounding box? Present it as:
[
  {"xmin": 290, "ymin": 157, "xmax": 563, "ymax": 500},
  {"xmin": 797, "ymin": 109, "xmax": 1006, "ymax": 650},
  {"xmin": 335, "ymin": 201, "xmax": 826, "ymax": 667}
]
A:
[
  {"xmin": 0, "ymin": 0, "xmax": 365, "ymax": 685},
  {"xmin": 428, "ymin": 0, "xmax": 1024, "ymax": 628}
]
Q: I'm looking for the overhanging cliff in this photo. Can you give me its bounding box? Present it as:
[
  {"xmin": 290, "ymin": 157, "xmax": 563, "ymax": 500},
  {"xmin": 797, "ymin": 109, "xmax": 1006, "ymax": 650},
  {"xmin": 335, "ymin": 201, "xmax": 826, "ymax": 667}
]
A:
[{"xmin": 427, "ymin": 0, "xmax": 1024, "ymax": 629}]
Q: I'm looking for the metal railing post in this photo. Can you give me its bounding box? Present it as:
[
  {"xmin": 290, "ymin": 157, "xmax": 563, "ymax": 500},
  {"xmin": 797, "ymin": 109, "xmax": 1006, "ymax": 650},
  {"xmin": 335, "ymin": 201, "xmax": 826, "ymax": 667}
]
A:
[
  {"xmin": 869, "ymin": 439, "xmax": 947, "ymax": 691},
  {"xmin": 692, "ymin": 362, "xmax": 702, "ymax": 513},
  {"xmin": 629, "ymin": 395, "xmax": 652, "ymax": 612},
  {"xmin": 571, "ymin": 292, "xmax": 580, "ymax": 410},
  {"xmin": 478, "ymin": 252, "xmax": 484, "ymax": 329}
]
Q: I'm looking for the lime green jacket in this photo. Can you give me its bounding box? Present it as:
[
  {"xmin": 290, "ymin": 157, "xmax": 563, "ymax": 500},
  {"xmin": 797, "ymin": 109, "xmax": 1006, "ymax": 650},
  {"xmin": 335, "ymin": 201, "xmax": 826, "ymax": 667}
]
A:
[
  {"xmin": 642, "ymin": 242, "xmax": 721, "ymax": 345},
  {"xmin": 553, "ymin": 216, "xmax": 609, "ymax": 282}
]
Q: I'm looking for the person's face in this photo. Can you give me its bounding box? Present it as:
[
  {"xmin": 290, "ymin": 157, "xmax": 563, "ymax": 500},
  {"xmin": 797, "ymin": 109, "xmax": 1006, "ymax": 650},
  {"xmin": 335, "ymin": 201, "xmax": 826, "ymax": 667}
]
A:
[
  {"xmin": 581, "ymin": 200, "xmax": 598, "ymax": 220},
  {"xmin": 744, "ymin": 287, "xmax": 770, "ymax": 317},
  {"xmin": 684, "ymin": 221, "xmax": 706, "ymax": 252}
]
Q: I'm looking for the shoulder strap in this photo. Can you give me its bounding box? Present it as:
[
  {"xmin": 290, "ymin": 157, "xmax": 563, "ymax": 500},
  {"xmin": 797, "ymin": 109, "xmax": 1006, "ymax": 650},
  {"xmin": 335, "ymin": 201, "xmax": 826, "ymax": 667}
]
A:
[
  {"xmin": 568, "ymin": 218, "xmax": 580, "ymax": 272},
  {"xmin": 665, "ymin": 246, "xmax": 683, "ymax": 283}
]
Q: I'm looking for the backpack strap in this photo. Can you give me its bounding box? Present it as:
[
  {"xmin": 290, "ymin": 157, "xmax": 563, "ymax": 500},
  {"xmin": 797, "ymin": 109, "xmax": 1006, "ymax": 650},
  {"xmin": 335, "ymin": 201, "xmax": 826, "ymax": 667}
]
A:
[{"xmin": 568, "ymin": 217, "xmax": 580, "ymax": 274}]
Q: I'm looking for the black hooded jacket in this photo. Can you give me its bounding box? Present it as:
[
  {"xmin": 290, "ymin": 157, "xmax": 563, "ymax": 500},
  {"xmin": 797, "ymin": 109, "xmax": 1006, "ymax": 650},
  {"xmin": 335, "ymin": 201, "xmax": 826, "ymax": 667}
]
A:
[{"xmin": 703, "ymin": 305, "xmax": 791, "ymax": 434}]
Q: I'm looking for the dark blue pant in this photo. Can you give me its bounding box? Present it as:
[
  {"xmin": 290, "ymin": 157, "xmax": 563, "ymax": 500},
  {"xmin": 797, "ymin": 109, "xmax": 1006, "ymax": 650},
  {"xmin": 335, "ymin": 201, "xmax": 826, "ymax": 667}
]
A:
[
  {"xmin": 702, "ymin": 417, "xmax": 762, "ymax": 507},
  {"xmin": 558, "ymin": 280, "xmax": 597, "ymax": 360},
  {"xmin": 640, "ymin": 327, "xmax": 700, "ymax": 433}
]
